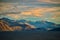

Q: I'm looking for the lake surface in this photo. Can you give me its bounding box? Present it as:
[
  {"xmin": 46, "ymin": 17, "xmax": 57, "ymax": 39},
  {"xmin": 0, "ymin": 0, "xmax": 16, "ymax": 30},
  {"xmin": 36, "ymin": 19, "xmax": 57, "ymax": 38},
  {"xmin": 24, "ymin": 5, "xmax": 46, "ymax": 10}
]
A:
[{"xmin": 0, "ymin": 31, "xmax": 60, "ymax": 40}]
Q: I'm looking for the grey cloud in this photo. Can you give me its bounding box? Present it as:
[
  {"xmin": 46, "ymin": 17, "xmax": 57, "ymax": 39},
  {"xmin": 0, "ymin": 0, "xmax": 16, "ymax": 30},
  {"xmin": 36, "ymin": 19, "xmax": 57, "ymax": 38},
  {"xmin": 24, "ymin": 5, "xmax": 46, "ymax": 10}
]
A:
[
  {"xmin": 51, "ymin": 0, "xmax": 60, "ymax": 2},
  {"xmin": 0, "ymin": 12, "xmax": 20, "ymax": 15}
]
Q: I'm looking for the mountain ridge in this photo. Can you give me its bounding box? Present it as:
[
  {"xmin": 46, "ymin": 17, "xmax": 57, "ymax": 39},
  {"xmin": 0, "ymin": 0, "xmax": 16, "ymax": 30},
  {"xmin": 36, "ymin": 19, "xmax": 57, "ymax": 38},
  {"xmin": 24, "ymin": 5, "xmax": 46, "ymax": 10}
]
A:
[
  {"xmin": 0, "ymin": 18, "xmax": 36, "ymax": 31},
  {"xmin": 0, "ymin": 18, "xmax": 60, "ymax": 31}
]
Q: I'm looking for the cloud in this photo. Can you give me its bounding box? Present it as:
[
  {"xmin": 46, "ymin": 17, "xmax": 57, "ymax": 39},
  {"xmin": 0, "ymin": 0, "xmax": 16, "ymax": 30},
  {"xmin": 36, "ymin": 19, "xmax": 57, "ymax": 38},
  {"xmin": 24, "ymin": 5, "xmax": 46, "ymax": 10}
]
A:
[
  {"xmin": 0, "ymin": 3, "xmax": 60, "ymax": 24},
  {"xmin": 0, "ymin": 3, "xmax": 30, "ymax": 13},
  {"xmin": 0, "ymin": 0, "xmax": 60, "ymax": 4},
  {"xmin": 1, "ymin": 7, "xmax": 60, "ymax": 19},
  {"xmin": 52, "ymin": 12, "xmax": 60, "ymax": 18},
  {"xmin": 38, "ymin": 0, "xmax": 60, "ymax": 4},
  {"xmin": 20, "ymin": 7, "xmax": 59, "ymax": 17},
  {"xmin": 6, "ymin": 14, "xmax": 21, "ymax": 20}
]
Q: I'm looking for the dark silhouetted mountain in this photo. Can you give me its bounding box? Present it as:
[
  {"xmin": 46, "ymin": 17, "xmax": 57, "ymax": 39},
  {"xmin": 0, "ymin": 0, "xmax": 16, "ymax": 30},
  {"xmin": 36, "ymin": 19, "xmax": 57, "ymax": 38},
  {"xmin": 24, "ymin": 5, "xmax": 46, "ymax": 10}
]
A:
[
  {"xmin": 50, "ymin": 28, "xmax": 60, "ymax": 31},
  {"xmin": 56, "ymin": 24, "xmax": 60, "ymax": 28}
]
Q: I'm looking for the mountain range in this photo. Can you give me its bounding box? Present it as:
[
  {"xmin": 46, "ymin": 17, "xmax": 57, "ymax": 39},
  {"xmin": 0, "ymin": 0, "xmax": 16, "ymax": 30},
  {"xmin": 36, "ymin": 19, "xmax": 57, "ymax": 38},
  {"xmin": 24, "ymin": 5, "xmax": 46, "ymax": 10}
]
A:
[{"xmin": 0, "ymin": 18, "xmax": 60, "ymax": 31}]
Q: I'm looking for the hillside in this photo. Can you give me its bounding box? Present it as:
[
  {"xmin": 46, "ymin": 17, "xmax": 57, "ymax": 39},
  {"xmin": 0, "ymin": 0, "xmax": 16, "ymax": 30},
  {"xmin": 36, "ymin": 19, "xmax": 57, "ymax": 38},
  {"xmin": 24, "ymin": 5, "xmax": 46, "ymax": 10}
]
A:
[{"xmin": 0, "ymin": 18, "xmax": 35, "ymax": 31}]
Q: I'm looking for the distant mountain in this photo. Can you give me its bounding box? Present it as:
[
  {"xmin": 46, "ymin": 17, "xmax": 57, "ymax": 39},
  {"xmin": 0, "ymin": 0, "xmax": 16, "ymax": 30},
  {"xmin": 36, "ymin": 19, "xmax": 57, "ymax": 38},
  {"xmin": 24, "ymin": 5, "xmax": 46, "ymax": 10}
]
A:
[
  {"xmin": 28, "ymin": 21, "xmax": 60, "ymax": 31},
  {"xmin": 0, "ymin": 18, "xmax": 36, "ymax": 31},
  {"xmin": 28, "ymin": 21, "xmax": 56, "ymax": 28},
  {"xmin": 0, "ymin": 18, "xmax": 60, "ymax": 31}
]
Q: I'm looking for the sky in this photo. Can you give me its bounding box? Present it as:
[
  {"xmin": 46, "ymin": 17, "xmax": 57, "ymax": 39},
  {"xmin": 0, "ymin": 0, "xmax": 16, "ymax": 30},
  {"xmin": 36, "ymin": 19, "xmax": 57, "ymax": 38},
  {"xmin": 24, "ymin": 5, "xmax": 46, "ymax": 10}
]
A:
[{"xmin": 0, "ymin": 0, "xmax": 60, "ymax": 24}]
